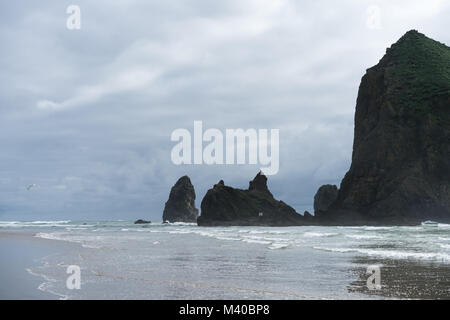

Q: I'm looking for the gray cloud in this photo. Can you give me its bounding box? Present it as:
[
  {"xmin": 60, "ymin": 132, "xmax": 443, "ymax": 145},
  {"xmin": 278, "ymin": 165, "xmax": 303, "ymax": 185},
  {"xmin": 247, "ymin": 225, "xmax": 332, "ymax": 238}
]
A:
[{"xmin": 0, "ymin": 0, "xmax": 449, "ymax": 220}]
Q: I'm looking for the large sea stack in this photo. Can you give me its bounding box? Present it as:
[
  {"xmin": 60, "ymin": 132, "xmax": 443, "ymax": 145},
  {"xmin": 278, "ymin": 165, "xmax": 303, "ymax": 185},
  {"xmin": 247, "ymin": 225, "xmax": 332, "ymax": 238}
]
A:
[
  {"xmin": 197, "ymin": 172, "xmax": 305, "ymax": 226},
  {"xmin": 162, "ymin": 176, "xmax": 199, "ymax": 223},
  {"xmin": 316, "ymin": 30, "xmax": 450, "ymax": 225},
  {"xmin": 313, "ymin": 185, "xmax": 338, "ymax": 215}
]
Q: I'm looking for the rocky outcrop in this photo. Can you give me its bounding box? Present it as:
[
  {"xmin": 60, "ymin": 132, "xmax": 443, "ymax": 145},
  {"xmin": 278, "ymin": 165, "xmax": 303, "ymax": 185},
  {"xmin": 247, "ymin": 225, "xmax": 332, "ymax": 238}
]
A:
[
  {"xmin": 162, "ymin": 176, "xmax": 199, "ymax": 223},
  {"xmin": 303, "ymin": 211, "xmax": 313, "ymax": 220},
  {"xmin": 316, "ymin": 30, "xmax": 450, "ymax": 225},
  {"xmin": 313, "ymin": 185, "xmax": 338, "ymax": 214},
  {"xmin": 197, "ymin": 172, "xmax": 305, "ymax": 226},
  {"xmin": 134, "ymin": 219, "xmax": 151, "ymax": 224}
]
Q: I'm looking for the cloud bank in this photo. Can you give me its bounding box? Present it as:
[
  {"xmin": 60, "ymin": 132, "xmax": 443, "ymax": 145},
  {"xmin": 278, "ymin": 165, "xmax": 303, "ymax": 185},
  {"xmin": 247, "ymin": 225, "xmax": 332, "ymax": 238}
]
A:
[{"xmin": 0, "ymin": 0, "xmax": 448, "ymax": 220}]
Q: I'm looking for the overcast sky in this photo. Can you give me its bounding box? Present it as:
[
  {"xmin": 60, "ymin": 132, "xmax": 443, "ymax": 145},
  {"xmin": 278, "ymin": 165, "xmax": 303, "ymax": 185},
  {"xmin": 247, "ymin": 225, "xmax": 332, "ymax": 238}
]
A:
[{"xmin": 0, "ymin": 0, "xmax": 449, "ymax": 221}]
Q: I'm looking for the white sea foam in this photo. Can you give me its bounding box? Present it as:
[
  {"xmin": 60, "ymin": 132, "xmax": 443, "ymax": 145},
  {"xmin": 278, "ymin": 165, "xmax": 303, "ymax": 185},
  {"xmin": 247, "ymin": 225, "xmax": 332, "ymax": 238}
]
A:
[
  {"xmin": 345, "ymin": 234, "xmax": 384, "ymax": 240},
  {"xmin": 165, "ymin": 222, "xmax": 197, "ymax": 226},
  {"xmin": 241, "ymin": 238, "xmax": 271, "ymax": 245},
  {"xmin": 35, "ymin": 232, "xmax": 65, "ymax": 241},
  {"xmin": 337, "ymin": 226, "xmax": 366, "ymax": 229},
  {"xmin": 421, "ymin": 220, "xmax": 439, "ymax": 226},
  {"xmin": 30, "ymin": 220, "xmax": 71, "ymax": 224},
  {"xmin": 0, "ymin": 220, "xmax": 72, "ymax": 228},
  {"xmin": 267, "ymin": 230, "xmax": 289, "ymax": 234},
  {"xmin": 313, "ymin": 246, "xmax": 450, "ymax": 263},
  {"xmin": 248, "ymin": 230, "xmax": 288, "ymax": 235},
  {"xmin": 363, "ymin": 226, "xmax": 393, "ymax": 231},
  {"xmin": 168, "ymin": 230, "xmax": 191, "ymax": 234},
  {"xmin": 26, "ymin": 267, "xmax": 70, "ymax": 300},
  {"xmin": 268, "ymin": 243, "xmax": 290, "ymax": 250},
  {"xmin": 6, "ymin": 220, "xmax": 450, "ymax": 264},
  {"xmin": 303, "ymin": 232, "xmax": 338, "ymax": 237},
  {"xmin": 0, "ymin": 221, "xmax": 22, "ymax": 228},
  {"xmin": 248, "ymin": 230, "xmax": 266, "ymax": 234},
  {"xmin": 81, "ymin": 243, "xmax": 102, "ymax": 249},
  {"xmin": 34, "ymin": 232, "xmax": 102, "ymax": 249},
  {"xmin": 216, "ymin": 236, "xmax": 240, "ymax": 241}
]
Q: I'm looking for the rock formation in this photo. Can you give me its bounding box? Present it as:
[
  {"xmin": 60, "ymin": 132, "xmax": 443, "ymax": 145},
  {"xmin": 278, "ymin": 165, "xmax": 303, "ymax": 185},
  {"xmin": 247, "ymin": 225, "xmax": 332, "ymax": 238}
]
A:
[
  {"xmin": 162, "ymin": 176, "xmax": 199, "ymax": 223},
  {"xmin": 197, "ymin": 172, "xmax": 305, "ymax": 226},
  {"xmin": 316, "ymin": 30, "xmax": 450, "ymax": 225},
  {"xmin": 134, "ymin": 219, "xmax": 151, "ymax": 224},
  {"xmin": 303, "ymin": 211, "xmax": 313, "ymax": 220},
  {"xmin": 313, "ymin": 185, "xmax": 338, "ymax": 214}
]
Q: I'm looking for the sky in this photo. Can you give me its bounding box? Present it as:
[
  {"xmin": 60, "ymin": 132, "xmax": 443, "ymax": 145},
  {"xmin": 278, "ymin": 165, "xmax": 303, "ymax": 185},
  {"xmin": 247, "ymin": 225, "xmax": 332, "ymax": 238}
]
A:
[{"xmin": 0, "ymin": 0, "xmax": 449, "ymax": 221}]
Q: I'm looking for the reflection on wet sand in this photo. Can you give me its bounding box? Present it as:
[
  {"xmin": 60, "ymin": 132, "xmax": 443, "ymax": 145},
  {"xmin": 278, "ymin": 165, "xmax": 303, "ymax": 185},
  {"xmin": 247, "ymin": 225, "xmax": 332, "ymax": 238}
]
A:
[{"xmin": 348, "ymin": 257, "xmax": 450, "ymax": 299}]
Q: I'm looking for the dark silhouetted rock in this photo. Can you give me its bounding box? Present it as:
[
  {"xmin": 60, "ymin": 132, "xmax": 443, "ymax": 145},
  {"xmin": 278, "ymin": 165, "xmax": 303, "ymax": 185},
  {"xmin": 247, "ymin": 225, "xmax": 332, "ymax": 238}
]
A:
[
  {"xmin": 248, "ymin": 171, "xmax": 272, "ymax": 196},
  {"xmin": 313, "ymin": 185, "xmax": 338, "ymax": 214},
  {"xmin": 303, "ymin": 211, "xmax": 313, "ymax": 220},
  {"xmin": 197, "ymin": 172, "xmax": 306, "ymax": 226},
  {"xmin": 134, "ymin": 219, "xmax": 151, "ymax": 224},
  {"xmin": 316, "ymin": 30, "xmax": 450, "ymax": 225},
  {"xmin": 162, "ymin": 176, "xmax": 199, "ymax": 223}
]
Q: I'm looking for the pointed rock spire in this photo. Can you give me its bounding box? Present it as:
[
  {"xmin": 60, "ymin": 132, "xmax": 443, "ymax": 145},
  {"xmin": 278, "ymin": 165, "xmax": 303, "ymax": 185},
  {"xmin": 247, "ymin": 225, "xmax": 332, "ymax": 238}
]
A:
[{"xmin": 162, "ymin": 176, "xmax": 198, "ymax": 223}]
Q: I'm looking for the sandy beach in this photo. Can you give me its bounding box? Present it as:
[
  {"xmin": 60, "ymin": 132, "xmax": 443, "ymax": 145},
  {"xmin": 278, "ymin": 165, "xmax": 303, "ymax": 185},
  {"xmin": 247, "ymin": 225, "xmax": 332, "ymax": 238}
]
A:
[
  {"xmin": 1, "ymin": 221, "xmax": 449, "ymax": 299},
  {"xmin": 0, "ymin": 231, "xmax": 81, "ymax": 300}
]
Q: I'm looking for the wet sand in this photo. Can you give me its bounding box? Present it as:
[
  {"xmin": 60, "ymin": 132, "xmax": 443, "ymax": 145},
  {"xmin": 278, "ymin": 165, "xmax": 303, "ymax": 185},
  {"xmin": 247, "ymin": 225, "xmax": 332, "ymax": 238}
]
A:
[
  {"xmin": 348, "ymin": 257, "xmax": 450, "ymax": 299},
  {"xmin": 1, "ymin": 230, "xmax": 449, "ymax": 299},
  {"xmin": 0, "ymin": 231, "xmax": 80, "ymax": 299}
]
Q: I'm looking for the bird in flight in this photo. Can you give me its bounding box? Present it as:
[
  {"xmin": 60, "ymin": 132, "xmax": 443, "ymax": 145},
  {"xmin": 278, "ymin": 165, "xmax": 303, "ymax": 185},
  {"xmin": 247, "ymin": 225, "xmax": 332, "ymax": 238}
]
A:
[{"xmin": 27, "ymin": 184, "xmax": 39, "ymax": 191}]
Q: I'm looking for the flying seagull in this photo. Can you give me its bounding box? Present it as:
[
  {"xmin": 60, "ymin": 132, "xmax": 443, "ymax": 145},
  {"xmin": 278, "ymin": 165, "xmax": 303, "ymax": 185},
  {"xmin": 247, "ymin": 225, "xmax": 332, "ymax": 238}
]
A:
[{"xmin": 27, "ymin": 184, "xmax": 39, "ymax": 191}]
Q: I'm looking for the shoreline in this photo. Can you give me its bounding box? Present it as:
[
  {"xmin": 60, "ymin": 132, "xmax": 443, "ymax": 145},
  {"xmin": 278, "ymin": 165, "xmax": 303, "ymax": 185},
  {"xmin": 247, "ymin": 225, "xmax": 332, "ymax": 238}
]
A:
[
  {"xmin": 1, "ymin": 224, "xmax": 449, "ymax": 299},
  {"xmin": 0, "ymin": 231, "xmax": 81, "ymax": 300}
]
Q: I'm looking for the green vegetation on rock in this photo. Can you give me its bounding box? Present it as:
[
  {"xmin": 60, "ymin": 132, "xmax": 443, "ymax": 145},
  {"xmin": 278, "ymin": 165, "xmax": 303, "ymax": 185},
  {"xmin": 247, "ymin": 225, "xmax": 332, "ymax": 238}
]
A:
[{"xmin": 380, "ymin": 30, "xmax": 450, "ymax": 122}]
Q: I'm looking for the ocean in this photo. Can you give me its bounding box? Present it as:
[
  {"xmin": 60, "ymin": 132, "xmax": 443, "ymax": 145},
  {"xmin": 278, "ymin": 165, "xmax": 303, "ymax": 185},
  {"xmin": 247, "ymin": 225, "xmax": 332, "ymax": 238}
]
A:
[{"xmin": 1, "ymin": 220, "xmax": 449, "ymax": 299}]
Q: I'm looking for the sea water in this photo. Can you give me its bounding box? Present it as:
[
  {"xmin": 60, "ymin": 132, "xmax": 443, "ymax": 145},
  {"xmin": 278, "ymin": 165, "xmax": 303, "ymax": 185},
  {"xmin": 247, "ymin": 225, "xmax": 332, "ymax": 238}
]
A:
[{"xmin": 1, "ymin": 220, "xmax": 449, "ymax": 299}]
